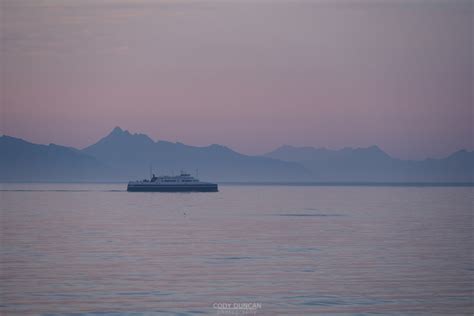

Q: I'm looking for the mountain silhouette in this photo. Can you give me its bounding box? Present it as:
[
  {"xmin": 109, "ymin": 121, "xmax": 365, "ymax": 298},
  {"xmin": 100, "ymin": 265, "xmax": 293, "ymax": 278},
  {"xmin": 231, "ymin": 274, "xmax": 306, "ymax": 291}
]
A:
[
  {"xmin": 1, "ymin": 128, "xmax": 472, "ymax": 182},
  {"xmin": 264, "ymin": 145, "xmax": 473, "ymax": 182},
  {"xmin": 0, "ymin": 135, "xmax": 110, "ymax": 182},
  {"xmin": 81, "ymin": 127, "xmax": 311, "ymax": 182}
]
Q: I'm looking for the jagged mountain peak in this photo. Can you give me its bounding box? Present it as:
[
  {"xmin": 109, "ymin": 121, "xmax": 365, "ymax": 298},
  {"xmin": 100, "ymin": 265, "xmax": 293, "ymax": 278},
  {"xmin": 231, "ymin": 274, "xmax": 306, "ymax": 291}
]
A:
[
  {"xmin": 110, "ymin": 126, "xmax": 129, "ymax": 136},
  {"xmin": 86, "ymin": 127, "xmax": 155, "ymax": 149}
]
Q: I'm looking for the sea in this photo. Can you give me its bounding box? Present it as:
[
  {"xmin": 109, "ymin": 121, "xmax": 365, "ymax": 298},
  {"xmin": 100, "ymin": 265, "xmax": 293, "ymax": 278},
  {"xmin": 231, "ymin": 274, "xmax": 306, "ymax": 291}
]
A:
[{"xmin": 1, "ymin": 183, "xmax": 472, "ymax": 315}]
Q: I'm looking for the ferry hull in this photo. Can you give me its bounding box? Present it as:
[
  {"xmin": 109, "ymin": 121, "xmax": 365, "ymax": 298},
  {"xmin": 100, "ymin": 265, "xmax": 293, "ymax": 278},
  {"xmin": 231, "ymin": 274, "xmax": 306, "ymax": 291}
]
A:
[{"xmin": 127, "ymin": 184, "xmax": 218, "ymax": 192}]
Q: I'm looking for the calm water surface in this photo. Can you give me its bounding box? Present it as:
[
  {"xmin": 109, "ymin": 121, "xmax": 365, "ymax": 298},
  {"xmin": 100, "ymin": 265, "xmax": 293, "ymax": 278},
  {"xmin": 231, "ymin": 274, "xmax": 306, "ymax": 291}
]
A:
[{"xmin": 1, "ymin": 184, "xmax": 472, "ymax": 315}]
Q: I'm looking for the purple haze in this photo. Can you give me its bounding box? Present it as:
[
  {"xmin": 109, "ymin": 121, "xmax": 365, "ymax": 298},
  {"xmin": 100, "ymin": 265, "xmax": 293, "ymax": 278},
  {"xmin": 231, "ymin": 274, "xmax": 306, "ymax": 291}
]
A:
[{"xmin": 1, "ymin": 0, "xmax": 472, "ymax": 159}]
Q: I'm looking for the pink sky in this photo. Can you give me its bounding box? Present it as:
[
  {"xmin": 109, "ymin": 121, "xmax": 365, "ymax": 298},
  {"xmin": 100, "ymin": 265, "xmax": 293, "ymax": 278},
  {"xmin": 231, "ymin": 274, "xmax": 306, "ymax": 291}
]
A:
[{"xmin": 1, "ymin": 0, "xmax": 472, "ymax": 159}]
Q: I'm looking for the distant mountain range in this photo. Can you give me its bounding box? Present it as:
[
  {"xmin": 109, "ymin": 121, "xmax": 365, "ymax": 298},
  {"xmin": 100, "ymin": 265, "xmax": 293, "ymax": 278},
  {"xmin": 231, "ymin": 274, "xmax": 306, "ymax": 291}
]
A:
[
  {"xmin": 0, "ymin": 127, "xmax": 310, "ymax": 182},
  {"xmin": 0, "ymin": 135, "xmax": 111, "ymax": 182},
  {"xmin": 1, "ymin": 127, "xmax": 472, "ymax": 183},
  {"xmin": 264, "ymin": 145, "xmax": 473, "ymax": 182}
]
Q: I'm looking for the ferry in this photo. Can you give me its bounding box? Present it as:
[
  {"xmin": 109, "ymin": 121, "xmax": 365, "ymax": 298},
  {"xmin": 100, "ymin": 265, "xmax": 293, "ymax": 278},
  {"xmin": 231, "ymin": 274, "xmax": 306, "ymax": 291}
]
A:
[{"xmin": 127, "ymin": 172, "xmax": 218, "ymax": 192}]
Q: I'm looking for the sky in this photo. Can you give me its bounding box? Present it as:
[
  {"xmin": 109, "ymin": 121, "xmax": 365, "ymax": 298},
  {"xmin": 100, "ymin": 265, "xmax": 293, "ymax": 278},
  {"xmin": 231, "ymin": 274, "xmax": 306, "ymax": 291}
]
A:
[{"xmin": 1, "ymin": 0, "xmax": 472, "ymax": 159}]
